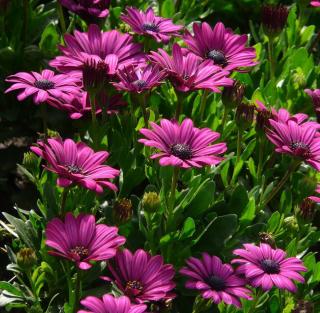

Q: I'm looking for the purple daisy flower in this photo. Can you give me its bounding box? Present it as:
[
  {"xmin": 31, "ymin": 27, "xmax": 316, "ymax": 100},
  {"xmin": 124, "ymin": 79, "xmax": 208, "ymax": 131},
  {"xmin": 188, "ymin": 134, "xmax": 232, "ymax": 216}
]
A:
[
  {"xmin": 31, "ymin": 138, "xmax": 120, "ymax": 193},
  {"xmin": 232, "ymin": 243, "xmax": 307, "ymax": 292},
  {"xmin": 183, "ymin": 22, "xmax": 257, "ymax": 71},
  {"xmin": 46, "ymin": 213, "xmax": 125, "ymax": 270},
  {"xmin": 180, "ymin": 253, "xmax": 252, "ymax": 308},
  {"xmin": 266, "ymin": 120, "xmax": 320, "ymax": 171},
  {"xmin": 149, "ymin": 44, "xmax": 233, "ymax": 92},
  {"xmin": 78, "ymin": 295, "xmax": 147, "ymax": 313},
  {"xmin": 5, "ymin": 69, "xmax": 80, "ymax": 105},
  {"xmin": 59, "ymin": 0, "xmax": 110, "ymax": 22},
  {"xmin": 311, "ymin": 1, "xmax": 320, "ymax": 7},
  {"xmin": 138, "ymin": 118, "xmax": 227, "ymax": 168},
  {"xmin": 112, "ymin": 64, "xmax": 166, "ymax": 93},
  {"xmin": 121, "ymin": 6, "xmax": 183, "ymax": 44},
  {"xmin": 305, "ymin": 89, "xmax": 320, "ymax": 123},
  {"xmin": 107, "ymin": 249, "xmax": 175, "ymax": 303},
  {"xmin": 49, "ymin": 24, "xmax": 145, "ymax": 77}
]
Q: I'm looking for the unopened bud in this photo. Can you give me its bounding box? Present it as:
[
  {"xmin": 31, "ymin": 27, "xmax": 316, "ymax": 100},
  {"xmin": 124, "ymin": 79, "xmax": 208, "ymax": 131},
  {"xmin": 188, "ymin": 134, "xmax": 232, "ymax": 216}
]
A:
[
  {"xmin": 235, "ymin": 103, "xmax": 254, "ymax": 130},
  {"xmin": 83, "ymin": 58, "xmax": 108, "ymax": 92},
  {"xmin": 259, "ymin": 232, "xmax": 276, "ymax": 248},
  {"xmin": 23, "ymin": 152, "xmax": 38, "ymax": 170},
  {"xmin": 284, "ymin": 216, "xmax": 299, "ymax": 232},
  {"xmin": 142, "ymin": 192, "xmax": 161, "ymax": 213},
  {"xmin": 17, "ymin": 248, "xmax": 37, "ymax": 270},
  {"xmin": 300, "ymin": 198, "xmax": 316, "ymax": 220},
  {"xmin": 261, "ymin": 5, "xmax": 289, "ymax": 37},
  {"xmin": 113, "ymin": 198, "xmax": 133, "ymax": 224},
  {"xmin": 292, "ymin": 300, "xmax": 314, "ymax": 313},
  {"xmin": 222, "ymin": 81, "xmax": 245, "ymax": 110}
]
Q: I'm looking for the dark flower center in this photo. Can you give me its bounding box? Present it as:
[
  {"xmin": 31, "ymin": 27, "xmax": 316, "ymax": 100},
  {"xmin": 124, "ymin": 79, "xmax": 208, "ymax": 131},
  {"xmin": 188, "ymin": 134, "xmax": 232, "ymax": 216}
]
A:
[
  {"xmin": 69, "ymin": 246, "xmax": 89, "ymax": 259},
  {"xmin": 170, "ymin": 144, "xmax": 193, "ymax": 160},
  {"xmin": 183, "ymin": 75, "xmax": 190, "ymax": 80},
  {"xmin": 260, "ymin": 259, "xmax": 280, "ymax": 274},
  {"xmin": 125, "ymin": 280, "xmax": 144, "ymax": 297},
  {"xmin": 142, "ymin": 23, "xmax": 159, "ymax": 33},
  {"xmin": 67, "ymin": 164, "xmax": 83, "ymax": 174},
  {"xmin": 133, "ymin": 79, "xmax": 147, "ymax": 89},
  {"xmin": 290, "ymin": 142, "xmax": 311, "ymax": 158},
  {"xmin": 205, "ymin": 275, "xmax": 226, "ymax": 291},
  {"xmin": 206, "ymin": 50, "xmax": 227, "ymax": 66},
  {"xmin": 34, "ymin": 79, "xmax": 54, "ymax": 90}
]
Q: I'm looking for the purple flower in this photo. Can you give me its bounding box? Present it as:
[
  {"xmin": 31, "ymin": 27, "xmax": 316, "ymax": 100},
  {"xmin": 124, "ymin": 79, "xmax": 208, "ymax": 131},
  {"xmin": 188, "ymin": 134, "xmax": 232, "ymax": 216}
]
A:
[
  {"xmin": 183, "ymin": 22, "xmax": 257, "ymax": 71},
  {"xmin": 31, "ymin": 138, "xmax": 120, "ymax": 193},
  {"xmin": 266, "ymin": 120, "xmax": 320, "ymax": 171},
  {"xmin": 149, "ymin": 44, "xmax": 233, "ymax": 92},
  {"xmin": 78, "ymin": 295, "xmax": 147, "ymax": 313},
  {"xmin": 311, "ymin": 1, "xmax": 320, "ymax": 7},
  {"xmin": 308, "ymin": 185, "xmax": 320, "ymax": 203},
  {"xmin": 300, "ymin": 185, "xmax": 320, "ymax": 219},
  {"xmin": 107, "ymin": 249, "xmax": 176, "ymax": 303},
  {"xmin": 59, "ymin": 0, "xmax": 110, "ymax": 22},
  {"xmin": 232, "ymin": 243, "xmax": 307, "ymax": 292},
  {"xmin": 46, "ymin": 213, "xmax": 125, "ymax": 270},
  {"xmin": 49, "ymin": 24, "xmax": 145, "ymax": 77},
  {"xmin": 305, "ymin": 89, "xmax": 320, "ymax": 123},
  {"xmin": 5, "ymin": 69, "xmax": 80, "ymax": 105},
  {"xmin": 180, "ymin": 253, "xmax": 252, "ymax": 308},
  {"xmin": 113, "ymin": 64, "xmax": 166, "ymax": 93},
  {"xmin": 121, "ymin": 7, "xmax": 183, "ymax": 44},
  {"xmin": 139, "ymin": 118, "xmax": 227, "ymax": 168}
]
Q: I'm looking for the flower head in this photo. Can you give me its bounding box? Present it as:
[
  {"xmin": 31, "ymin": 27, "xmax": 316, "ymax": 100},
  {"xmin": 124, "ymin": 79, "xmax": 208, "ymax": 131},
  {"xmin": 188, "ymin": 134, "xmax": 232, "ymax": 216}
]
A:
[
  {"xmin": 107, "ymin": 249, "xmax": 175, "ymax": 303},
  {"xmin": 305, "ymin": 89, "xmax": 320, "ymax": 123},
  {"xmin": 183, "ymin": 22, "xmax": 257, "ymax": 71},
  {"xmin": 50, "ymin": 24, "xmax": 145, "ymax": 77},
  {"xmin": 149, "ymin": 44, "xmax": 233, "ymax": 92},
  {"xmin": 232, "ymin": 243, "xmax": 307, "ymax": 292},
  {"xmin": 5, "ymin": 69, "xmax": 80, "ymax": 105},
  {"xmin": 59, "ymin": 0, "xmax": 110, "ymax": 22},
  {"xmin": 121, "ymin": 7, "xmax": 183, "ymax": 44},
  {"xmin": 113, "ymin": 64, "xmax": 166, "ymax": 93},
  {"xmin": 300, "ymin": 185, "xmax": 320, "ymax": 219},
  {"xmin": 139, "ymin": 118, "xmax": 227, "ymax": 168},
  {"xmin": 31, "ymin": 138, "xmax": 120, "ymax": 193},
  {"xmin": 222, "ymin": 80, "xmax": 245, "ymax": 109},
  {"xmin": 266, "ymin": 120, "xmax": 320, "ymax": 171},
  {"xmin": 261, "ymin": 5, "xmax": 289, "ymax": 36},
  {"xmin": 46, "ymin": 213, "xmax": 125, "ymax": 270},
  {"xmin": 311, "ymin": 1, "xmax": 320, "ymax": 7},
  {"xmin": 78, "ymin": 295, "xmax": 147, "ymax": 313},
  {"xmin": 235, "ymin": 103, "xmax": 255, "ymax": 130},
  {"xmin": 180, "ymin": 254, "xmax": 252, "ymax": 308}
]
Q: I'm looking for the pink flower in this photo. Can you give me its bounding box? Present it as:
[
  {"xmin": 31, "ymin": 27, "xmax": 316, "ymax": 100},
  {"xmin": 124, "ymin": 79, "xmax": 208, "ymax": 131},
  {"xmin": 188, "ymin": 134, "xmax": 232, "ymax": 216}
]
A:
[
  {"xmin": 308, "ymin": 185, "xmax": 320, "ymax": 203},
  {"xmin": 311, "ymin": 1, "xmax": 320, "ymax": 7},
  {"xmin": 31, "ymin": 138, "xmax": 119, "ymax": 193},
  {"xmin": 180, "ymin": 253, "xmax": 252, "ymax": 308},
  {"xmin": 266, "ymin": 120, "xmax": 320, "ymax": 171},
  {"xmin": 46, "ymin": 213, "xmax": 125, "ymax": 270},
  {"xmin": 305, "ymin": 89, "xmax": 320, "ymax": 123},
  {"xmin": 49, "ymin": 24, "xmax": 145, "ymax": 77},
  {"xmin": 78, "ymin": 295, "xmax": 147, "ymax": 313},
  {"xmin": 113, "ymin": 64, "xmax": 166, "ymax": 93},
  {"xmin": 121, "ymin": 7, "xmax": 183, "ymax": 44},
  {"xmin": 149, "ymin": 44, "xmax": 233, "ymax": 92},
  {"xmin": 107, "ymin": 249, "xmax": 176, "ymax": 303},
  {"xmin": 139, "ymin": 118, "xmax": 227, "ymax": 168},
  {"xmin": 232, "ymin": 243, "xmax": 307, "ymax": 292},
  {"xmin": 5, "ymin": 69, "xmax": 80, "ymax": 105},
  {"xmin": 183, "ymin": 22, "xmax": 257, "ymax": 71},
  {"xmin": 59, "ymin": 0, "xmax": 110, "ymax": 21}
]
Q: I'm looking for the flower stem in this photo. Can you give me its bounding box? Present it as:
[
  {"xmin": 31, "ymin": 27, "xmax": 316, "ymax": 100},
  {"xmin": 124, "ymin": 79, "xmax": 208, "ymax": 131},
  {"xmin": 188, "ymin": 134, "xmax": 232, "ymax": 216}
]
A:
[
  {"xmin": 60, "ymin": 187, "xmax": 69, "ymax": 217},
  {"xmin": 268, "ymin": 36, "xmax": 275, "ymax": 80},
  {"xmin": 139, "ymin": 93, "xmax": 148, "ymax": 127},
  {"xmin": 40, "ymin": 104, "xmax": 48, "ymax": 139},
  {"xmin": 175, "ymin": 92, "xmax": 183, "ymax": 120},
  {"xmin": 221, "ymin": 107, "xmax": 229, "ymax": 131},
  {"xmin": 257, "ymin": 137, "xmax": 265, "ymax": 182},
  {"xmin": 199, "ymin": 89, "xmax": 209, "ymax": 121},
  {"xmin": 57, "ymin": 3, "xmax": 67, "ymax": 34},
  {"xmin": 261, "ymin": 160, "xmax": 301, "ymax": 209},
  {"xmin": 89, "ymin": 92, "xmax": 99, "ymax": 148},
  {"xmin": 167, "ymin": 167, "xmax": 179, "ymax": 232},
  {"xmin": 73, "ymin": 270, "xmax": 81, "ymax": 313},
  {"xmin": 248, "ymin": 289, "xmax": 263, "ymax": 313},
  {"xmin": 236, "ymin": 129, "xmax": 242, "ymax": 164}
]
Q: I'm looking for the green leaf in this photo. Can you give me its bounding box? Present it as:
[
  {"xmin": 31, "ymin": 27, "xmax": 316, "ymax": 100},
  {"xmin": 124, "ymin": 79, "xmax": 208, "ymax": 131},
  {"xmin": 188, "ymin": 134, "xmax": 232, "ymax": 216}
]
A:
[
  {"xmin": 228, "ymin": 184, "xmax": 249, "ymax": 215},
  {"xmin": 179, "ymin": 217, "xmax": 195, "ymax": 240},
  {"xmin": 267, "ymin": 211, "xmax": 281, "ymax": 233},
  {"xmin": 39, "ymin": 23, "xmax": 59, "ymax": 56},
  {"xmin": 0, "ymin": 282, "xmax": 23, "ymax": 297},
  {"xmin": 161, "ymin": 0, "xmax": 175, "ymax": 18},
  {"xmin": 269, "ymin": 294, "xmax": 280, "ymax": 313},
  {"xmin": 240, "ymin": 197, "xmax": 256, "ymax": 227},
  {"xmin": 286, "ymin": 238, "xmax": 297, "ymax": 257}
]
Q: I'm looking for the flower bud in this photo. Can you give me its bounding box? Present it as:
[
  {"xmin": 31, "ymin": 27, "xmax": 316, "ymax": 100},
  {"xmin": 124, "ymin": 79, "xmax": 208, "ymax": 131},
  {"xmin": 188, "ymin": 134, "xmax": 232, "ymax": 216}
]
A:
[
  {"xmin": 235, "ymin": 103, "xmax": 254, "ymax": 130},
  {"xmin": 283, "ymin": 216, "xmax": 299, "ymax": 232},
  {"xmin": 255, "ymin": 102, "xmax": 274, "ymax": 134},
  {"xmin": 259, "ymin": 232, "xmax": 276, "ymax": 248},
  {"xmin": 113, "ymin": 198, "xmax": 133, "ymax": 224},
  {"xmin": 292, "ymin": 300, "xmax": 314, "ymax": 313},
  {"xmin": 17, "ymin": 248, "xmax": 37, "ymax": 270},
  {"xmin": 83, "ymin": 59, "xmax": 108, "ymax": 92},
  {"xmin": 142, "ymin": 192, "xmax": 161, "ymax": 213},
  {"xmin": 23, "ymin": 152, "xmax": 38, "ymax": 171},
  {"xmin": 261, "ymin": 4, "xmax": 289, "ymax": 37},
  {"xmin": 299, "ymin": 198, "xmax": 316, "ymax": 220},
  {"xmin": 222, "ymin": 81, "xmax": 245, "ymax": 110}
]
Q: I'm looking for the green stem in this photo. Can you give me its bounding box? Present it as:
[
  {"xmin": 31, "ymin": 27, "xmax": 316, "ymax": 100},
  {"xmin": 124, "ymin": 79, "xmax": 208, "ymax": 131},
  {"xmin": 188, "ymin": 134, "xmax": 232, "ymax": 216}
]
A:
[
  {"xmin": 60, "ymin": 188, "xmax": 69, "ymax": 217},
  {"xmin": 199, "ymin": 90, "xmax": 209, "ymax": 121},
  {"xmin": 57, "ymin": 3, "xmax": 67, "ymax": 34},
  {"xmin": 89, "ymin": 92, "xmax": 99, "ymax": 147},
  {"xmin": 268, "ymin": 36, "xmax": 275, "ymax": 80},
  {"xmin": 257, "ymin": 137, "xmax": 265, "ymax": 182},
  {"xmin": 261, "ymin": 160, "xmax": 301, "ymax": 209},
  {"xmin": 248, "ymin": 289, "xmax": 263, "ymax": 313},
  {"xmin": 139, "ymin": 93, "xmax": 148, "ymax": 126},
  {"xmin": 40, "ymin": 104, "xmax": 48, "ymax": 139},
  {"xmin": 221, "ymin": 107, "xmax": 229, "ymax": 130},
  {"xmin": 175, "ymin": 92, "xmax": 183, "ymax": 120},
  {"xmin": 166, "ymin": 167, "xmax": 179, "ymax": 232},
  {"xmin": 22, "ymin": 0, "xmax": 28, "ymax": 48},
  {"xmin": 236, "ymin": 130, "xmax": 242, "ymax": 164},
  {"xmin": 73, "ymin": 270, "xmax": 81, "ymax": 313},
  {"xmin": 26, "ymin": 270, "xmax": 39, "ymax": 304}
]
